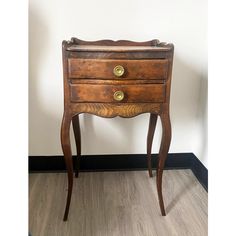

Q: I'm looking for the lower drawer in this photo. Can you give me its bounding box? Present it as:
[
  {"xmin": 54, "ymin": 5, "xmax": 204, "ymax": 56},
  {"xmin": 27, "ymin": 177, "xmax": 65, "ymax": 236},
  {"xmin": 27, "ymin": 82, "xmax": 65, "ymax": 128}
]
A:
[{"xmin": 69, "ymin": 83, "xmax": 166, "ymax": 103}]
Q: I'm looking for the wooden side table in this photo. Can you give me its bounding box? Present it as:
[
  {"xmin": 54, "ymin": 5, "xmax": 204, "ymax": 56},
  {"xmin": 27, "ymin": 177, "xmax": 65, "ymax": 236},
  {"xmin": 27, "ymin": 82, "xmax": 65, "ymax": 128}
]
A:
[{"xmin": 61, "ymin": 38, "xmax": 174, "ymax": 221}]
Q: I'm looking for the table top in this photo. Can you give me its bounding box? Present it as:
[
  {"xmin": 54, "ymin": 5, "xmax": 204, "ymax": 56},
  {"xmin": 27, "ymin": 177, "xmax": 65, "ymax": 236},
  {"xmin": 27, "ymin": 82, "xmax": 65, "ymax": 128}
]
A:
[{"xmin": 66, "ymin": 45, "xmax": 173, "ymax": 52}]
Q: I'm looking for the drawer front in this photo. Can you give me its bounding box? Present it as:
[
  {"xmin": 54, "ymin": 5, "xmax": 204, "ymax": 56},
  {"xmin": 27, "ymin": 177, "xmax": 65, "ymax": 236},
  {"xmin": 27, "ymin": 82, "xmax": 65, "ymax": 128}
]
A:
[
  {"xmin": 70, "ymin": 83, "xmax": 166, "ymax": 103},
  {"xmin": 68, "ymin": 59, "xmax": 168, "ymax": 80}
]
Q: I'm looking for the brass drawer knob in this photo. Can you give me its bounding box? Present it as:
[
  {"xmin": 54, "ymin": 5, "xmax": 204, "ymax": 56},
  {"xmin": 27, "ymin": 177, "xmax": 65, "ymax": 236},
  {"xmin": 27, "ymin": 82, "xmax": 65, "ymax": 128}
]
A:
[
  {"xmin": 113, "ymin": 91, "xmax": 124, "ymax": 101},
  {"xmin": 113, "ymin": 65, "xmax": 124, "ymax": 77}
]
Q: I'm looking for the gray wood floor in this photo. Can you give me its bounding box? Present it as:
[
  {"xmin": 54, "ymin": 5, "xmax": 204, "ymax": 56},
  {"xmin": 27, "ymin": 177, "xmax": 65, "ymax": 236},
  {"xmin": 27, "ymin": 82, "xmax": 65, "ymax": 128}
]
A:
[{"xmin": 29, "ymin": 170, "xmax": 207, "ymax": 236}]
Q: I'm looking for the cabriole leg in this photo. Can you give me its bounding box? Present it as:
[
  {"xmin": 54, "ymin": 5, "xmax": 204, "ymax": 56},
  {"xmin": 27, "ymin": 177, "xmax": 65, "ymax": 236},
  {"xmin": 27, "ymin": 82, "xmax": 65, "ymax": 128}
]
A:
[
  {"xmin": 61, "ymin": 112, "xmax": 73, "ymax": 221},
  {"xmin": 147, "ymin": 113, "xmax": 158, "ymax": 177},
  {"xmin": 156, "ymin": 112, "xmax": 171, "ymax": 216},
  {"xmin": 72, "ymin": 114, "xmax": 81, "ymax": 178}
]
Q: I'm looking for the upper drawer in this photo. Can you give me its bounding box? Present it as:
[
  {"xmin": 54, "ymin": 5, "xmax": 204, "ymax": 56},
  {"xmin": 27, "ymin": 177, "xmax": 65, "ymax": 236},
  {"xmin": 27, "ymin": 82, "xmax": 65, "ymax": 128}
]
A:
[{"xmin": 68, "ymin": 59, "xmax": 169, "ymax": 80}]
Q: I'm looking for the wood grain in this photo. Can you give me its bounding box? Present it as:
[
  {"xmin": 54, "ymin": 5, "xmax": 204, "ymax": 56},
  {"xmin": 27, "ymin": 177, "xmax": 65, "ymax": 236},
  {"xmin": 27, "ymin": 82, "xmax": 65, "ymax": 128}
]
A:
[
  {"xmin": 70, "ymin": 103, "xmax": 162, "ymax": 118},
  {"xmin": 70, "ymin": 83, "xmax": 166, "ymax": 103},
  {"xmin": 29, "ymin": 170, "xmax": 208, "ymax": 236},
  {"xmin": 60, "ymin": 112, "xmax": 73, "ymax": 221},
  {"xmin": 157, "ymin": 112, "xmax": 172, "ymax": 216},
  {"xmin": 67, "ymin": 45, "xmax": 172, "ymax": 52},
  {"xmin": 67, "ymin": 51, "xmax": 171, "ymax": 60},
  {"xmin": 61, "ymin": 38, "xmax": 174, "ymax": 220},
  {"xmin": 68, "ymin": 59, "xmax": 168, "ymax": 80},
  {"xmin": 72, "ymin": 114, "xmax": 81, "ymax": 178},
  {"xmin": 70, "ymin": 79, "xmax": 165, "ymax": 85},
  {"xmin": 147, "ymin": 114, "xmax": 158, "ymax": 177}
]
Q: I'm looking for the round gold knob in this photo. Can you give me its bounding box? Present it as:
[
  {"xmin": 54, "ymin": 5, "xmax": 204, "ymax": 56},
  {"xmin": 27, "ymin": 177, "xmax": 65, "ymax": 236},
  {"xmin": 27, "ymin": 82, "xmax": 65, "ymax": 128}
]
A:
[
  {"xmin": 113, "ymin": 65, "xmax": 124, "ymax": 77},
  {"xmin": 113, "ymin": 91, "xmax": 124, "ymax": 101}
]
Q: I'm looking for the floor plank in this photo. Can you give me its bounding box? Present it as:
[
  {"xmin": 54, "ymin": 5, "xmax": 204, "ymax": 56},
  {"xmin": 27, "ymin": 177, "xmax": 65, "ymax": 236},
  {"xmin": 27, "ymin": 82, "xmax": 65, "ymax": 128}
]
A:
[{"xmin": 29, "ymin": 170, "xmax": 207, "ymax": 236}]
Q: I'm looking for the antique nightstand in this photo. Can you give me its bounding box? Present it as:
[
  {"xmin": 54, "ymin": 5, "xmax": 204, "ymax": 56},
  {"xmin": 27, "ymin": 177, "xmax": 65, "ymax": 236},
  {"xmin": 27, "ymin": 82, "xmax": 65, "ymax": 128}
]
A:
[{"xmin": 61, "ymin": 38, "xmax": 174, "ymax": 221}]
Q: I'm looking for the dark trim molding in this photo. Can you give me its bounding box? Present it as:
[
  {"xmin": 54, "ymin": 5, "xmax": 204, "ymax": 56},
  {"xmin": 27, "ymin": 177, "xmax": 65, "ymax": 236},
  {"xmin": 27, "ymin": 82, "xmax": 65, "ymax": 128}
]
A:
[
  {"xmin": 29, "ymin": 153, "xmax": 207, "ymax": 191},
  {"xmin": 191, "ymin": 155, "xmax": 208, "ymax": 190}
]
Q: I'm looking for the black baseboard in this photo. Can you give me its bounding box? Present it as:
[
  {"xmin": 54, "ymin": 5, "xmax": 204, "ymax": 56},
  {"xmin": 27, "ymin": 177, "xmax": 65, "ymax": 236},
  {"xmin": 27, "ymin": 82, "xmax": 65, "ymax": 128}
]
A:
[
  {"xmin": 29, "ymin": 153, "xmax": 207, "ymax": 191},
  {"xmin": 191, "ymin": 155, "xmax": 208, "ymax": 190}
]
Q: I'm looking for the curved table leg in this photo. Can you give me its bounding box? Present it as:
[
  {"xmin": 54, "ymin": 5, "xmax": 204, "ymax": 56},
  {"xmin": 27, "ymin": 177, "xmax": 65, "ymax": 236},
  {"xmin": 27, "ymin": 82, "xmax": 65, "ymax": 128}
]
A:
[
  {"xmin": 147, "ymin": 113, "xmax": 158, "ymax": 177},
  {"xmin": 157, "ymin": 112, "xmax": 171, "ymax": 216},
  {"xmin": 61, "ymin": 112, "xmax": 73, "ymax": 221},
  {"xmin": 72, "ymin": 114, "xmax": 81, "ymax": 178}
]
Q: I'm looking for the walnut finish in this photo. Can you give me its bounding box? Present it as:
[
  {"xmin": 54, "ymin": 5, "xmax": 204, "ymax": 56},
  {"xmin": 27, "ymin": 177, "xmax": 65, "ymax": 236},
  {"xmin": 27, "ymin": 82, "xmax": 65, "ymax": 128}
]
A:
[
  {"xmin": 68, "ymin": 59, "xmax": 169, "ymax": 80},
  {"xmin": 70, "ymin": 83, "xmax": 166, "ymax": 103},
  {"xmin": 61, "ymin": 38, "xmax": 174, "ymax": 221},
  {"xmin": 147, "ymin": 114, "xmax": 158, "ymax": 177},
  {"xmin": 72, "ymin": 115, "xmax": 81, "ymax": 178}
]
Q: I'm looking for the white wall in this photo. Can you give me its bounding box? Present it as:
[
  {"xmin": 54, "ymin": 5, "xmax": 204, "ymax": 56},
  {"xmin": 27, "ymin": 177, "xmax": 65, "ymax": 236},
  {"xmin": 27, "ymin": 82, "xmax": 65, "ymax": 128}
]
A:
[{"xmin": 29, "ymin": 0, "xmax": 208, "ymax": 167}]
